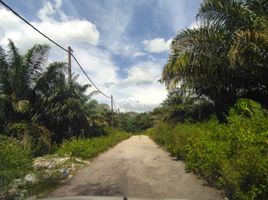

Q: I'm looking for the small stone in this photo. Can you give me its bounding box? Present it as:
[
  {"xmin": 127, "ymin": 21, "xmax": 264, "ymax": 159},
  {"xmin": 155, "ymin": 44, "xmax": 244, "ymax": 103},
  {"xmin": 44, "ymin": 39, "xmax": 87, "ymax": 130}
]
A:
[
  {"xmin": 68, "ymin": 174, "xmax": 73, "ymax": 179},
  {"xmin": 24, "ymin": 174, "xmax": 37, "ymax": 184},
  {"xmin": 58, "ymin": 169, "xmax": 69, "ymax": 178},
  {"xmin": 48, "ymin": 163, "xmax": 54, "ymax": 169},
  {"xmin": 19, "ymin": 189, "xmax": 28, "ymax": 198},
  {"xmin": 71, "ymin": 163, "xmax": 75, "ymax": 170},
  {"xmin": 75, "ymin": 158, "xmax": 82, "ymax": 162}
]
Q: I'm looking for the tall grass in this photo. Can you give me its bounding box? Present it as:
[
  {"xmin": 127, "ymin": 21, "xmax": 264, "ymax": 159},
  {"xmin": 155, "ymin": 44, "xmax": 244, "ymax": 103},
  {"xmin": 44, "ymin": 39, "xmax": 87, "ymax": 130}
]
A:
[
  {"xmin": 57, "ymin": 128, "xmax": 130, "ymax": 159},
  {"xmin": 0, "ymin": 135, "xmax": 32, "ymax": 191},
  {"xmin": 147, "ymin": 99, "xmax": 268, "ymax": 200},
  {"xmin": 0, "ymin": 128, "xmax": 130, "ymax": 197}
]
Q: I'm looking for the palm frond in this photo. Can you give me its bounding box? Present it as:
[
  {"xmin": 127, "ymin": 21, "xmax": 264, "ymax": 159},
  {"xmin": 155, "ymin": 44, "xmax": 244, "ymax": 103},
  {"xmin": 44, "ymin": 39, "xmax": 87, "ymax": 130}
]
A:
[
  {"xmin": 198, "ymin": 0, "xmax": 259, "ymax": 30},
  {"xmin": 0, "ymin": 46, "xmax": 12, "ymax": 94},
  {"xmin": 12, "ymin": 99, "xmax": 31, "ymax": 113},
  {"xmin": 88, "ymin": 90, "xmax": 100, "ymax": 99},
  {"xmin": 34, "ymin": 62, "xmax": 67, "ymax": 95},
  {"xmin": 24, "ymin": 44, "xmax": 50, "ymax": 89}
]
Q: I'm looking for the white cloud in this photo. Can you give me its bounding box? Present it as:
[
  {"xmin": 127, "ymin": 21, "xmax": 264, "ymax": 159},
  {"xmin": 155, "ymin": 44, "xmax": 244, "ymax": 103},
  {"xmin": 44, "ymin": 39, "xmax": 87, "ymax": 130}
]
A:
[
  {"xmin": 121, "ymin": 62, "xmax": 160, "ymax": 86},
  {"xmin": 38, "ymin": 0, "xmax": 68, "ymax": 21},
  {"xmin": 143, "ymin": 38, "xmax": 172, "ymax": 53},
  {"xmin": 91, "ymin": 1, "xmax": 139, "ymax": 54},
  {"xmin": 38, "ymin": 1, "xmax": 55, "ymax": 21},
  {"xmin": 72, "ymin": 45, "xmax": 119, "ymax": 91},
  {"xmin": 0, "ymin": 0, "xmax": 168, "ymax": 112},
  {"xmin": 120, "ymin": 44, "xmax": 146, "ymax": 58},
  {"xmin": 74, "ymin": 58, "xmax": 167, "ymax": 113},
  {"xmin": 86, "ymin": 61, "xmax": 167, "ymax": 113},
  {"xmin": 110, "ymin": 61, "xmax": 167, "ymax": 112},
  {"xmin": 0, "ymin": 2, "xmax": 99, "ymax": 50}
]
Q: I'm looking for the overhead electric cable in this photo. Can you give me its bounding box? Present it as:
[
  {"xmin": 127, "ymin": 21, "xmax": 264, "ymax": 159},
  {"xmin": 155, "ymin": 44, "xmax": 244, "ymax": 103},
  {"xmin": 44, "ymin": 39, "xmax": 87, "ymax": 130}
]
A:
[
  {"xmin": 0, "ymin": 0, "xmax": 111, "ymax": 99},
  {"xmin": 113, "ymin": 100, "xmax": 118, "ymax": 113},
  {"xmin": 71, "ymin": 55, "xmax": 111, "ymax": 98}
]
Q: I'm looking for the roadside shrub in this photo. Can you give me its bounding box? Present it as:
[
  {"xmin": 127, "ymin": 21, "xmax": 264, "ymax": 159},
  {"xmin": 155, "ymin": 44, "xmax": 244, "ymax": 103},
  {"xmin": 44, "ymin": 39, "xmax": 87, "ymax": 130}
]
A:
[
  {"xmin": 0, "ymin": 135, "xmax": 32, "ymax": 190},
  {"xmin": 5, "ymin": 122, "xmax": 52, "ymax": 156},
  {"xmin": 149, "ymin": 99, "xmax": 268, "ymax": 200},
  {"xmin": 57, "ymin": 129, "xmax": 129, "ymax": 159},
  {"xmin": 229, "ymin": 98, "xmax": 267, "ymax": 118},
  {"xmin": 147, "ymin": 123, "xmax": 193, "ymax": 160}
]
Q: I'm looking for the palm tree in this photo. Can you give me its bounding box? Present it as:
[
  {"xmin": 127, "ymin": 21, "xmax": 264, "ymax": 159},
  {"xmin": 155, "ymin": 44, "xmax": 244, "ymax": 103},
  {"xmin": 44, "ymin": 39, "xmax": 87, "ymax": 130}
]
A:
[
  {"xmin": 162, "ymin": 0, "xmax": 268, "ymax": 121},
  {"xmin": 32, "ymin": 62, "xmax": 92, "ymax": 141},
  {"xmin": 198, "ymin": 0, "xmax": 268, "ymax": 105},
  {"xmin": 0, "ymin": 41, "xmax": 95, "ymax": 142},
  {"xmin": 0, "ymin": 40, "xmax": 49, "ymax": 127}
]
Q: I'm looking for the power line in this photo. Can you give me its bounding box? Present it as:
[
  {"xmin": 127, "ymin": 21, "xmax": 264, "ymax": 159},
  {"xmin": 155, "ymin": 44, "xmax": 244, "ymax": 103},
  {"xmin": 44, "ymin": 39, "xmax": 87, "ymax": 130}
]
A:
[
  {"xmin": 113, "ymin": 99, "xmax": 120, "ymax": 114},
  {"xmin": 71, "ymin": 55, "xmax": 111, "ymax": 98},
  {"xmin": 0, "ymin": 0, "xmax": 68, "ymax": 52},
  {"xmin": 113, "ymin": 100, "xmax": 117, "ymax": 112},
  {"xmin": 0, "ymin": 0, "xmax": 111, "ymax": 99}
]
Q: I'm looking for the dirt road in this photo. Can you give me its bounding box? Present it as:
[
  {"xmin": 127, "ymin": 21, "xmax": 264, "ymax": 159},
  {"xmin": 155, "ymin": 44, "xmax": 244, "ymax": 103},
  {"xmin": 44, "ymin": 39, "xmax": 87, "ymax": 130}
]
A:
[{"xmin": 49, "ymin": 135, "xmax": 223, "ymax": 199}]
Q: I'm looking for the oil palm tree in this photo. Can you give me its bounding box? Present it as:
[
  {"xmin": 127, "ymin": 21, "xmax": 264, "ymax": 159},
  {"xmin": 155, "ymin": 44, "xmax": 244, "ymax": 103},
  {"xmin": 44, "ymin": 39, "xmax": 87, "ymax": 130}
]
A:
[
  {"xmin": 162, "ymin": 0, "xmax": 268, "ymax": 121},
  {"xmin": 32, "ymin": 62, "xmax": 93, "ymax": 141},
  {"xmin": 162, "ymin": 25, "xmax": 239, "ymax": 121},
  {"xmin": 0, "ymin": 41, "xmax": 94, "ymax": 141},
  {"xmin": 0, "ymin": 40, "xmax": 49, "ymax": 127},
  {"xmin": 198, "ymin": 0, "xmax": 268, "ymax": 104}
]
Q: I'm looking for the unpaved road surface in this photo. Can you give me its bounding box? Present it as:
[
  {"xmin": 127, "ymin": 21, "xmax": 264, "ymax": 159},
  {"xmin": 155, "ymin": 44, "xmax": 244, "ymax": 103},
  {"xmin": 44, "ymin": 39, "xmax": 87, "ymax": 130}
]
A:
[{"xmin": 49, "ymin": 135, "xmax": 223, "ymax": 199}]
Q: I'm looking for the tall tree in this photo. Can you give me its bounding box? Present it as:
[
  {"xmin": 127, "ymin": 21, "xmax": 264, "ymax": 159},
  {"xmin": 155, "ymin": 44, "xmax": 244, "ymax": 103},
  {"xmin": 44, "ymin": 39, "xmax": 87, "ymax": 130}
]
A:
[
  {"xmin": 0, "ymin": 41, "xmax": 94, "ymax": 141},
  {"xmin": 162, "ymin": 0, "xmax": 268, "ymax": 121},
  {"xmin": 0, "ymin": 40, "xmax": 49, "ymax": 128}
]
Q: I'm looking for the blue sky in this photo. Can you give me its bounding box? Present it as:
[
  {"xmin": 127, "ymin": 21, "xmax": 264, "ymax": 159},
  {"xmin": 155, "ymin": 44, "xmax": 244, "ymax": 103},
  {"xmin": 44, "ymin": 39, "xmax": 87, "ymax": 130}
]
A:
[{"xmin": 0, "ymin": 0, "xmax": 201, "ymax": 112}]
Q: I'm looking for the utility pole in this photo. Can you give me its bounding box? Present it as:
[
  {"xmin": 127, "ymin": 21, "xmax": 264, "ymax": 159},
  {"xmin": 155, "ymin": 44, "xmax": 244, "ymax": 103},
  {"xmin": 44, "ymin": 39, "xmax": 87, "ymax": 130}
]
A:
[
  {"xmin": 111, "ymin": 95, "xmax": 114, "ymax": 128},
  {"xmin": 118, "ymin": 108, "xmax": 120, "ymax": 128},
  {"xmin": 68, "ymin": 46, "xmax": 72, "ymax": 136},
  {"xmin": 68, "ymin": 46, "xmax": 73, "ymax": 86}
]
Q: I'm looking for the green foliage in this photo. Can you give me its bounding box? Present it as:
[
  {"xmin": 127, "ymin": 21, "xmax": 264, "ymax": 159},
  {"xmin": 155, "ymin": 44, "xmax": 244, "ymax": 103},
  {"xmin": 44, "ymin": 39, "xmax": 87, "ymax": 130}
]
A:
[
  {"xmin": 147, "ymin": 123, "xmax": 194, "ymax": 160},
  {"xmin": 160, "ymin": 88, "xmax": 215, "ymax": 122},
  {"xmin": 0, "ymin": 135, "xmax": 32, "ymax": 190},
  {"xmin": 133, "ymin": 112, "xmax": 153, "ymax": 131},
  {"xmin": 32, "ymin": 63, "xmax": 92, "ymax": 142},
  {"xmin": 57, "ymin": 129, "xmax": 130, "ymax": 159},
  {"xmin": 229, "ymin": 98, "xmax": 267, "ymax": 118},
  {"xmin": 0, "ymin": 41, "xmax": 110, "ymax": 144},
  {"xmin": 4, "ymin": 122, "xmax": 52, "ymax": 156},
  {"xmin": 86, "ymin": 100, "xmax": 111, "ymax": 132},
  {"xmin": 116, "ymin": 112, "xmax": 153, "ymax": 132},
  {"xmin": 162, "ymin": 0, "xmax": 268, "ymax": 121},
  {"xmin": 116, "ymin": 112, "xmax": 138, "ymax": 132},
  {"xmin": 148, "ymin": 99, "xmax": 268, "ymax": 200}
]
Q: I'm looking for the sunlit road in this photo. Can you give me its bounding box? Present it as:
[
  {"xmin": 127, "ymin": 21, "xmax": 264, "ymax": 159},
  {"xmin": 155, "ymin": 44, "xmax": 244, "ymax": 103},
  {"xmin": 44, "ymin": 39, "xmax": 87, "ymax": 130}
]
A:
[{"xmin": 49, "ymin": 135, "xmax": 223, "ymax": 200}]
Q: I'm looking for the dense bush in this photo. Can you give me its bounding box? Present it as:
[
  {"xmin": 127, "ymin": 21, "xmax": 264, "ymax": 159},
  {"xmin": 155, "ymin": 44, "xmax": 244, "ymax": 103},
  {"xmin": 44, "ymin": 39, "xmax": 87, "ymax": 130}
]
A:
[
  {"xmin": 4, "ymin": 122, "xmax": 52, "ymax": 156},
  {"xmin": 57, "ymin": 129, "xmax": 130, "ymax": 159},
  {"xmin": 0, "ymin": 135, "xmax": 32, "ymax": 190},
  {"xmin": 148, "ymin": 99, "xmax": 268, "ymax": 200}
]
